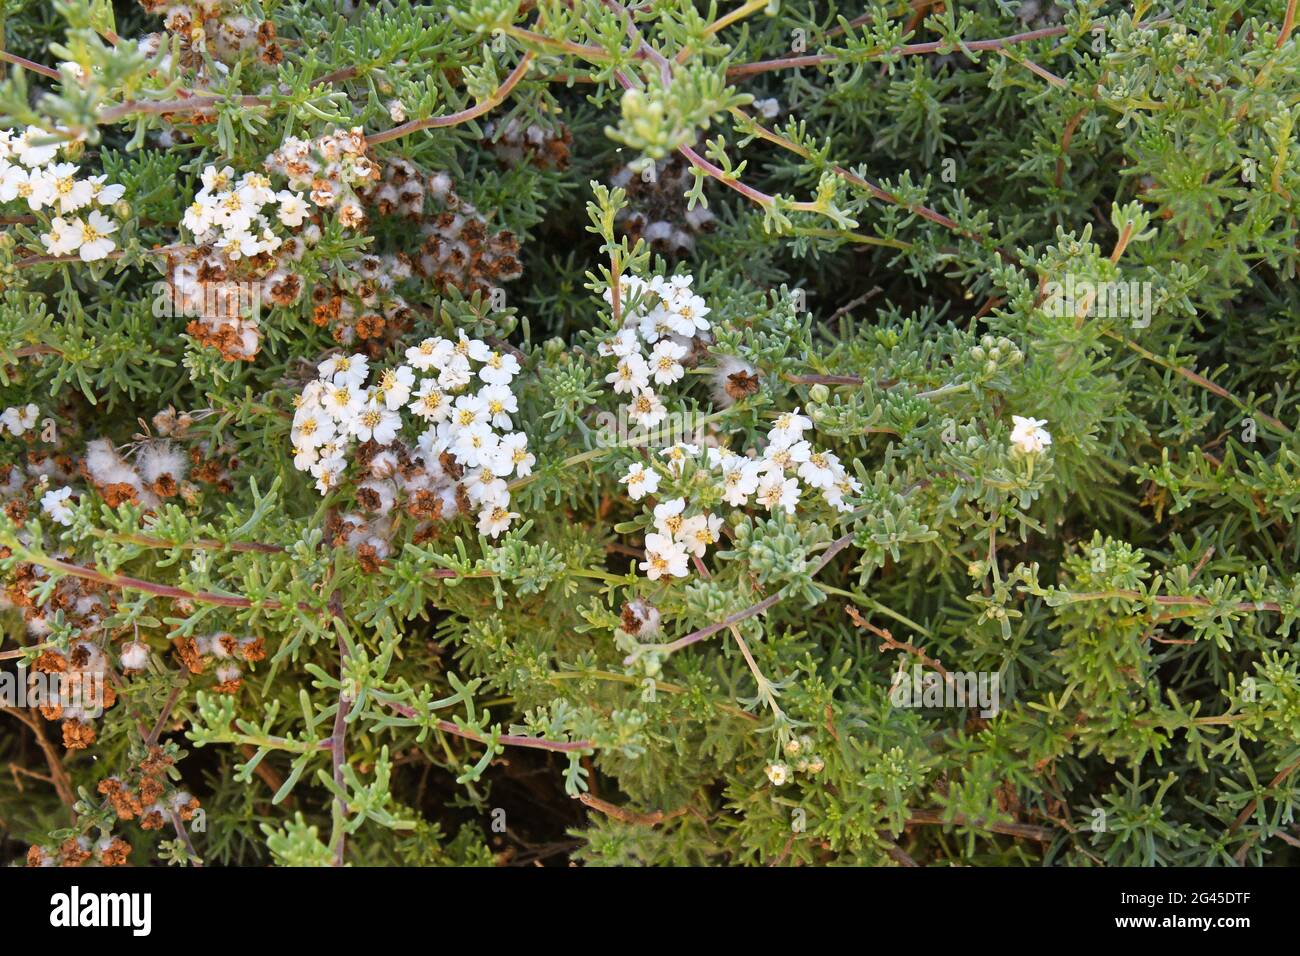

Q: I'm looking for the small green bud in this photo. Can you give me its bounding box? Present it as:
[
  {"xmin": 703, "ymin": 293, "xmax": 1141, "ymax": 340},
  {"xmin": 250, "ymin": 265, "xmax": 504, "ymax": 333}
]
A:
[{"xmin": 809, "ymin": 383, "xmax": 830, "ymax": 404}]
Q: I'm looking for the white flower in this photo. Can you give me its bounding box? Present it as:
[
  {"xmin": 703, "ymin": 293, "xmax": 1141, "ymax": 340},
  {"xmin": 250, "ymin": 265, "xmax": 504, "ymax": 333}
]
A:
[
  {"xmin": 606, "ymin": 354, "xmax": 651, "ymax": 395},
  {"xmin": 87, "ymin": 175, "xmax": 125, "ymax": 206},
  {"xmin": 768, "ymin": 407, "xmax": 813, "ymax": 448},
  {"xmin": 497, "ymin": 432, "xmax": 535, "ymax": 477},
  {"xmin": 218, "ymin": 229, "xmax": 262, "ymax": 261},
  {"xmin": 604, "ymin": 274, "xmax": 649, "ymax": 318},
  {"xmin": 765, "ymin": 762, "xmax": 790, "ymax": 786},
  {"xmin": 71, "ymin": 210, "xmax": 118, "ymax": 261},
  {"xmin": 479, "ymin": 384, "xmax": 518, "ymax": 429},
  {"xmin": 451, "ymin": 394, "xmax": 488, "ymax": 431},
  {"xmin": 237, "ymin": 172, "xmax": 276, "ymax": 207},
  {"xmin": 323, "ymin": 383, "xmax": 365, "ymax": 421},
  {"xmin": 458, "ymin": 335, "xmax": 492, "ymax": 363},
  {"xmin": 1010, "ymin": 416, "xmax": 1052, "ymax": 455},
  {"xmin": 705, "ymin": 446, "xmax": 735, "ymax": 469},
  {"xmin": 47, "ymin": 162, "xmax": 94, "ymax": 213},
  {"xmin": 477, "ymin": 504, "xmax": 518, "ymax": 538},
  {"xmin": 406, "ymin": 336, "xmax": 453, "ymax": 372},
  {"xmin": 292, "ymin": 444, "xmax": 319, "ymax": 471},
  {"xmin": 763, "ymin": 439, "xmax": 808, "ymax": 475},
  {"xmin": 182, "ymin": 196, "xmax": 217, "ymax": 236},
  {"xmin": 41, "ymin": 216, "xmax": 80, "ymax": 256},
  {"xmin": 312, "ymin": 456, "xmax": 347, "ymax": 494},
  {"xmin": 298, "ymin": 380, "xmax": 328, "ymax": 409},
  {"xmin": 598, "ymin": 328, "xmax": 641, "ymax": 358},
  {"xmin": 13, "ymin": 129, "xmax": 60, "ymax": 168},
  {"xmin": 620, "ymin": 462, "xmax": 661, "ymax": 500},
  {"xmin": 1, "ymin": 403, "xmax": 39, "ymax": 436},
  {"xmin": 653, "ymin": 497, "xmax": 687, "ymax": 538},
  {"xmin": 0, "ymin": 163, "xmax": 31, "ymax": 203},
  {"xmin": 680, "ymin": 513, "xmax": 723, "ymax": 557},
  {"xmin": 719, "ymin": 456, "xmax": 761, "ymax": 506},
  {"xmin": 256, "ymin": 226, "xmax": 283, "ymax": 255},
  {"xmin": 375, "ymin": 365, "xmax": 415, "ymax": 411},
  {"xmin": 214, "ymin": 189, "xmax": 256, "ymax": 234},
  {"xmin": 291, "ymin": 408, "xmax": 337, "ymax": 449},
  {"xmin": 319, "ymin": 353, "xmax": 370, "ymax": 388},
  {"xmin": 660, "ymin": 442, "xmax": 699, "ymax": 475},
  {"xmin": 639, "ymin": 532, "xmax": 690, "ymax": 580},
  {"xmin": 409, "ymin": 379, "xmax": 451, "ymax": 422},
  {"xmin": 40, "ymin": 486, "xmax": 75, "ymax": 525},
  {"xmin": 797, "ymin": 449, "xmax": 840, "ymax": 490},
  {"xmin": 465, "ymin": 468, "xmax": 509, "ymax": 507},
  {"xmin": 452, "ymin": 423, "xmax": 499, "ymax": 469},
  {"xmin": 756, "ymin": 474, "xmax": 800, "ymax": 514},
  {"xmin": 627, "ymin": 389, "xmax": 667, "ymax": 428},
  {"xmin": 666, "ymin": 291, "xmax": 711, "ymax": 338},
  {"xmin": 276, "ymin": 190, "xmax": 309, "ymax": 227},
  {"xmin": 822, "ymin": 472, "xmax": 861, "ymax": 513},
  {"xmin": 416, "ymin": 427, "xmax": 448, "ymax": 464},
  {"xmin": 28, "ymin": 170, "xmax": 59, "ymax": 211},
  {"xmin": 649, "ymin": 339, "xmax": 688, "ymax": 386},
  {"xmin": 637, "ymin": 305, "xmax": 676, "ymax": 344},
  {"xmin": 437, "ymin": 352, "xmax": 473, "ymax": 391},
  {"xmin": 479, "ymin": 350, "xmax": 521, "ymax": 385},
  {"xmin": 349, "ymin": 402, "xmax": 402, "ymax": 445},
  {"xmin": 201, "ymin": 165, "xmax": 236, "ymax": 195}
]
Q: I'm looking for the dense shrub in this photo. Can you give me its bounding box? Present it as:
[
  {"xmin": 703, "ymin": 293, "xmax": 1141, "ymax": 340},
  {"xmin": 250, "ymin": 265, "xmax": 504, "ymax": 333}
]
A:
[{"xmin": 2, "ymin": 0, "xmax": 1300, "ymax": 867}]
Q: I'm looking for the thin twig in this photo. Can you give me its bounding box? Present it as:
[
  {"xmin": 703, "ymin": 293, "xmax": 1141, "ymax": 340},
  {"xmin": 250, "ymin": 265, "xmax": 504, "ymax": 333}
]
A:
[
  {"xmin": 577, "ymin": 791, "xmax": 689, "ymax": 826},
  {"xmin": 1, "ymin": 706, "xmax": 75, "ymax": 808},
  {"xmin": 365, "ymin": 53, "xmax": 535, "ymax": 146}
]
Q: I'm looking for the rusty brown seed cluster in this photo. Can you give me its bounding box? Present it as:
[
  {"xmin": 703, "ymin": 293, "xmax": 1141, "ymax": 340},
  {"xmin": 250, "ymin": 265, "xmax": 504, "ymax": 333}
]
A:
[
  {"xmin": 611, "ymin": 155, "xmax": 716, "ymax": 257},
  {"xmin": 359, "ymin": 160, "xmax": 523, "ymax": 297},
  {"xmin": 171, "ymin": 632, "xmax": 266, "ymax": 694},
  {"xmin": 138, "ymin": 0, "xmax": 282, "ymax": 71},
  {"xmin": 481, "ymin": 118, "xmax": 573, "ymax": 171}
]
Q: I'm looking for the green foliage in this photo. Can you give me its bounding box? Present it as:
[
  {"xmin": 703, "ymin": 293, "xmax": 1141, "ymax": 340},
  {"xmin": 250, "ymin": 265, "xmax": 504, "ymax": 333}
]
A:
[{"xmin": 2, "ymin": 0, "xmax": 1300, "ymax": 869}]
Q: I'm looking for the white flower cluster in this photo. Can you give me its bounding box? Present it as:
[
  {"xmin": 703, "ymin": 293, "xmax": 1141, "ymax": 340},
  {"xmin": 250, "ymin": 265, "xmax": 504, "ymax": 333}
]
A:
[
  {"xmin": 176, "ymin": 158, "xmax": 321, "ymax": 361},
  {"xmin": 600, "ymin": 273, "xmax": 860, "ymax": 583},
  {"xmin": 0, "ymin": 403, "xmax": 75, "ymax": 524},
  {"xmin": 182, "ymin": 164, "xmax": 305, "ymax": 259},
  {"xmin": 598, "ymin": 274, "xmax": 712, "ymax": 429},
  {"xmin": 619, "ymin": 414, "xmax": 861, "ymax": 582},
  {"xmin": 291, "ymin": 335, "xmax": 535, "ymax": 539},
  {"xmin": 0, "ymin": 403, "xmax": 38, "ymax": 437},
  {"xmin": 139, "ymin": 0, "xmax": 279, "ymax": 68},
  {"xmin": 0, "ymin": 128, "xmax": 125, "ymax": 262},
  {"xmin": 765, "ymin": 737, "xmax": 823, "ymax": 787},
  {"xmin": 264, "ymin": 127, "xmax": 379, "ymax": 229}
]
